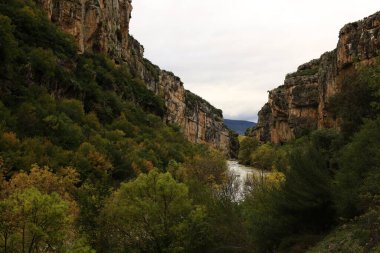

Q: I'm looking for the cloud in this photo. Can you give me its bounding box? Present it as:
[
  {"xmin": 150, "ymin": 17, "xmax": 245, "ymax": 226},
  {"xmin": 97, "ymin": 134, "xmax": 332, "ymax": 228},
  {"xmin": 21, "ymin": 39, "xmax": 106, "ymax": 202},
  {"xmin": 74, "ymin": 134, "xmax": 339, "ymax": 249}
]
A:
[{"xmin": 130, "ymin": 0, "xmax": 380, "ymax": 121}]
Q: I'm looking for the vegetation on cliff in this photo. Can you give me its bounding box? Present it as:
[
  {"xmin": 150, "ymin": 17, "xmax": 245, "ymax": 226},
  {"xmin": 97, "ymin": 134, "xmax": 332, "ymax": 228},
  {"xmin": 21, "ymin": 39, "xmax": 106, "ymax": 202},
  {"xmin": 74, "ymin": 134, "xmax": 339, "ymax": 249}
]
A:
[
  {"xmin": 0, "ymin": 1, "xmax": 247, "ymax": 252},
  {"xmin": 1, "ymin": 1, "xmax": 380, "ymax": 253}
]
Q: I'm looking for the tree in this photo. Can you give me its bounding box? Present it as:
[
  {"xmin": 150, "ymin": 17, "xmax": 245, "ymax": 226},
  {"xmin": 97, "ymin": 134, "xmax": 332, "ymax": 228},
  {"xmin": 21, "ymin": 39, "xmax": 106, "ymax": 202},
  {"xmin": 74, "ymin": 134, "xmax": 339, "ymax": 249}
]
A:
[
  {"xmin": 238, "ymin": 137, "xmax": 259, "ymax": 165},
  {"xmin": 0, "ymin": 188, "xmax": 69, "ymax": 252},
  {"xmin": 179, "ymin": 150, "xmax": 227, "ymax": 186},
  {"xmin": 101, "ymin": 170, "xmax": 209, "ymax": 253},
  {"xmin": 279, "ymin": 146, "xmax": 335, "ymax": 233},
  {"xmin": 334, "ymin": 118, "xmax": 380, "ymax": 218},
  {"xmin": 251, "ymin": 143, "xmax": 275, "ymax": 171},
  {"xmin": 0, "ymin": 15, "xmax": 17, "ymax": 77},
  {"xmin": 174, "ymin": 151, "xmax": 250, "ymax": 250},
  {"xmin": 4, "ymin": 165, "xmax": 79, "ymax": 206},
  {"xmin": 0, "ymin": 166, "xmax": 93, "ymax": 253},
  {"xmin": 243, "ymin": 145, "xmax": 335, "ymax": 252}
]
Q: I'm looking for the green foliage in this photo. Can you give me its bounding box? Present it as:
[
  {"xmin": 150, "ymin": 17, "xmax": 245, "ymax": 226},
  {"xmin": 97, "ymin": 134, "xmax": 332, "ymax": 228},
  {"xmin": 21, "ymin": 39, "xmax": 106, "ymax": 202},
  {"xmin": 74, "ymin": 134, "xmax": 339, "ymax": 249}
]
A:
[
  {"xmin": 0, "ymin": 2, "xmax": 203, "ymax": 251},
  {"xmin": 243, "ymin": 130, "xmax": 342, "ymax": 252},
  {"xmin": 4, "ymin": 0, "xmax": 380, "ymax": 252},
  {"xmin": 0, "ymin": 166, "xmax": 94, "ymax": 253},
  {"xmin": 178, "ymin": 150, "xmax": 228, "ymax": 186},
  {"xmin": 334, "ymin": 118, "xmax": 380, "ymax": 218},
  {"xmin": 0, "ymin": 0, "xmax": 194, "ymax": 182},
  {"xmin": 101, "ymin": 170, "xmax": 209, "ymax": 253},
  {"xmin": 238, "ymin": 137, "xmax": 259, "ymax": 165},
  {"xmin": 0, "ymin": 187, "xmax": 69, "ymax": 252},
  {"xmin": 228, "ymin": 130, "xmax": 240, "ymax": 159},
  {"xmin": 307, "ymin": 207, "xmax": 380, "ymax": 253},
  {"xmin": 0, "ymin": 0, "xmax": 76, "ymax": 56},
  {"xmin": 279, "ymin": 146, "xmax": 335, "ymax": 232},
  {"xmin": 0, "ymin": 14, "xmax": 17, "ymax": 76},
  {"xmin": 175, "ymin": 151, "xmax": 251, "ymax": 250},
  {"xmin": 251, "ymin": 143, "xmax": 276, "ymax": 170}
]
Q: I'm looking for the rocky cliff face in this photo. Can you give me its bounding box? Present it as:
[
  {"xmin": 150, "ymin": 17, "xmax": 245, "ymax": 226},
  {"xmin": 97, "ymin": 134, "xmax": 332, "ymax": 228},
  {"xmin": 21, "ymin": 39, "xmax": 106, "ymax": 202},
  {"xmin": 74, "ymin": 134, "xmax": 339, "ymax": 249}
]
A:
[
  {"xmin": 34, "ymin": 0, "xmax": 133, "ymax": 58},
  {"xmin": 34, "ymin": 0, "xmax": 231, "ymax": 153},
  {"xmin": 248, "ymin": 11, "xmax": 380, "ymax": 143}
]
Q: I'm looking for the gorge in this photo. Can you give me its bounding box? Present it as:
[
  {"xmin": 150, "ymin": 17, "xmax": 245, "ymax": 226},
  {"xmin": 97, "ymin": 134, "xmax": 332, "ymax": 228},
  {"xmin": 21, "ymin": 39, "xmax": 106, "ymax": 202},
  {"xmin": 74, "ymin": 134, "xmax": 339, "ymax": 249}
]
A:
[{"xmin": 1, "ymin": 0, "xmax": 380, "ymax": 252}]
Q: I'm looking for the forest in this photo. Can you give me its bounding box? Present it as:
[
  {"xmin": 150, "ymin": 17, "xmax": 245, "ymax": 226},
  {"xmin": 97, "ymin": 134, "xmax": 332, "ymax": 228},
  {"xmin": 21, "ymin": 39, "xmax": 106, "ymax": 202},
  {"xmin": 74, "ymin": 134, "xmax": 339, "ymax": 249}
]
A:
[{"xmin": 1, "ymin": 0, "xmax": 380, "ymax": 252}]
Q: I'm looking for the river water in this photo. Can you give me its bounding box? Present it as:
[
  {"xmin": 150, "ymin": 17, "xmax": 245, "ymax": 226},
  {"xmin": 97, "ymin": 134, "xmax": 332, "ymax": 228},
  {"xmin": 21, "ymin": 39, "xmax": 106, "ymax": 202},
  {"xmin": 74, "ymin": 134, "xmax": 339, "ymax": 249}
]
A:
[
  {"xmin": 227, "ymin": 160, "xmax": 266, "ymax": 197},
  {"xmin": 227, "ymin": 160, "xmax": 262, "ymax": 179}
]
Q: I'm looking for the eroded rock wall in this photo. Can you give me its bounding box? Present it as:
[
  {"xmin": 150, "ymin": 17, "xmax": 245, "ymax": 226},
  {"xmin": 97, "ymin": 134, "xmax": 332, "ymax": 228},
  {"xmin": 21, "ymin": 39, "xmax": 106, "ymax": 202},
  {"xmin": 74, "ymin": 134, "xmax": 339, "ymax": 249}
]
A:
[
  {"xmin": 35, "ymin": 0, "xmax": 133, "ymax": 58},
  {"xmin": 249, "ymin": 11, "xmax": 380, "ymax": 143},
  {"xmin": 34, "ymin": 0, "xmax": 231, "ymax": 154}
]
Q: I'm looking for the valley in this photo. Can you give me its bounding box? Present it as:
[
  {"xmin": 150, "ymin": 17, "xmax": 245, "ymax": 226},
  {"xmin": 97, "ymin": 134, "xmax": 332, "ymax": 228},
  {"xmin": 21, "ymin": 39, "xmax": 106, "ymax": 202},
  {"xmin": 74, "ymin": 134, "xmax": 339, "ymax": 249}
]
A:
[{"xmin": 0, "ymin": 0, "xmax": 379, "ymax": 252}]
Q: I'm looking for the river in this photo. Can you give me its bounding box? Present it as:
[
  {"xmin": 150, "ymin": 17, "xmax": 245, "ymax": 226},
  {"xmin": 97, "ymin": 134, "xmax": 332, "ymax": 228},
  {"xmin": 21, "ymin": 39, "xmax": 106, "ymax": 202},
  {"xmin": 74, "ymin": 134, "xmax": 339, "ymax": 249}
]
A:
[
  {"xmin": 227, "ymin": 160, "xmax": 267, "ymax": 198},
  {"xmin": 227, "ymin": 160, "xmax": 263, "ymax": 179}
]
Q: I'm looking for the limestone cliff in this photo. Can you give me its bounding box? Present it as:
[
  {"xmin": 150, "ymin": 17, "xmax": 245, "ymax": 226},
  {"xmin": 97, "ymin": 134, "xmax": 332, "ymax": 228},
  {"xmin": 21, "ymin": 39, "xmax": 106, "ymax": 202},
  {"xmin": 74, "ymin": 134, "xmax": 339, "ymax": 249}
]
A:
[
  {"xmin": 248, "ymin": 11, "xmax": 380, "ymax": 143},
  {"xmin": 34, "ymin": 0, "xmax": 231, "ymax": 154}
]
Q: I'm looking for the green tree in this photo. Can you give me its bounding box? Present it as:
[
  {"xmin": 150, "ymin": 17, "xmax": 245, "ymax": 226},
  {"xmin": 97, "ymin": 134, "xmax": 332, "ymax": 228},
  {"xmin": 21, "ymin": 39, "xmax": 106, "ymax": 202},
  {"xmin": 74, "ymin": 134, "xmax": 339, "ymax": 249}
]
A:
[
  {"xmin": 244, "ymin": 145, "xmax": 335, "ymax": 252},
  {"xmin": 0, "ymin": 166, "xmax": 94, "ymax": 253},
  {"xmin": 0, "ymin": 188, "xmax": 69, "ymax": 252},
  {"xmin": 251, "ymin": 143, "xmax": 275, "ymax": 171},
  {"xmin": 334, "ymin": 118, "xmax": 380, "ymax": 218},
  {"xmin": 43, "ymin": 113, "xmax": 84, "ymax": 149},
  {"xmin": 278, "ymin": 146, "xmax": 334, "ymax": 232},
  {"xmin": 0, "ymin": 15, "xmax": 17, "ymax": 77},
  {"xmin": 101, "ymin": 170, "xmax": 209, "ymax": 253},
  {"xmin": 179, "ymin": 150, "xmax": 227, "ymax": 186},
  {"xmin": 29, "ymin": 48, "xmax": 58, "ymax": 80},
  {"xmin": 238, "ymin": 137, "xmax": 259, "ymax": 165}
]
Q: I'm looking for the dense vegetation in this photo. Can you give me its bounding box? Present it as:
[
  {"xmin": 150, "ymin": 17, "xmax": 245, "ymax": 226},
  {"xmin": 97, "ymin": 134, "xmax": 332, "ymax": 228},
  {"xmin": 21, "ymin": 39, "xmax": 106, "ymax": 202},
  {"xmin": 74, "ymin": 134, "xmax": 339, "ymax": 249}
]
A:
[
  {"xmin": 237, "ymin": 62, "xmax": 380, "ymax": 252},
  {"xmin": 0, "ymin": 1, "xmax": 249, "ymax": 252},
  {"xmin": 1, "ymin": 0, "xmax": 380, "ymax": 252}
]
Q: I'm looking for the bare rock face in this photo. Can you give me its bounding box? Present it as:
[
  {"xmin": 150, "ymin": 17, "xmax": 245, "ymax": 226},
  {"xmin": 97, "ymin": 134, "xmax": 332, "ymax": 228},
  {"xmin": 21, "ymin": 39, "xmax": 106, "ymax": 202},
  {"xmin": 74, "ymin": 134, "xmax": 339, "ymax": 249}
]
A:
[
  {"xmin": 34, "ymin": 0, "xmax": 231, "ymax": 154},
  {"xmin": 125, "ymin": 35, "xmax": 231, "ymax": 154},
  {"xmin": 184, "ymin": 91, "xmax": 230, "ymax": 150},
  {"xmin": 249, "ymin": 11, "xmax": 380, "ymax": 143},
  {"xmin": 35, "ymin": 0, "xmax": 132, "ymax": 57}
]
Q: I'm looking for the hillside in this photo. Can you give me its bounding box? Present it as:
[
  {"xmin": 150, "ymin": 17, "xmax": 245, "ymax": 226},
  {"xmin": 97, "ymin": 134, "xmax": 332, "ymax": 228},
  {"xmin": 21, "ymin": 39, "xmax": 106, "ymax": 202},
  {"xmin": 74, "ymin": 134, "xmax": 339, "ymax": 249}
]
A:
[
  {"xmin": 0, "ymin": 1, "xmax": 247, "ymax": 252},
  {"xmin": 33, "ymin": 0, "xmax": 232, "ymax": 154},
  {"xmin": 1, "ymin": 1, "xmax": 380, "ymax": 252},
  {"xmin": 0, "ymin": 0, "xmax": 206, "ymax": 181},
  {"xmin": 224, "ymin": 119, "xmax": 256, "ymax": 135}
]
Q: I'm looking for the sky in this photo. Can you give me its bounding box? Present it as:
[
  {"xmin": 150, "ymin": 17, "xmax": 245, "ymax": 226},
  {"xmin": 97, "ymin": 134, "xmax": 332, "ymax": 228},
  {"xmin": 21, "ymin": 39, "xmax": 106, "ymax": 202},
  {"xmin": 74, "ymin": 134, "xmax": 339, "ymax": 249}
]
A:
[{"xmin": 130, "ymin": 1, "xmax": 380, "ymax": 122}]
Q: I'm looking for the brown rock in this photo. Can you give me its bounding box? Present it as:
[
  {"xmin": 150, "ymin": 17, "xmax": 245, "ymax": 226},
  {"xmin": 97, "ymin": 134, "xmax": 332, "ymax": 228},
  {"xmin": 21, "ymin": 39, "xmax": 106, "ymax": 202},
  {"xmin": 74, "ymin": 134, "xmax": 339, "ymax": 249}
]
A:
[{"xmin": 249, "ymin": 11, "xmax": 380, "ymax": 143}]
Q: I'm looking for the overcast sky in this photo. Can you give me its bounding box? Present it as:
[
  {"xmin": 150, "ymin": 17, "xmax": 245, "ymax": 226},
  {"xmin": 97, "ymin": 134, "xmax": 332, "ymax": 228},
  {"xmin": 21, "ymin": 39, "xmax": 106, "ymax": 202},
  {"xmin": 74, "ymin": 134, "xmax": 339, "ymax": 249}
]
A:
[{"xmin": 130, "ymin": 1, "xmax": 380, "ymax": 122}]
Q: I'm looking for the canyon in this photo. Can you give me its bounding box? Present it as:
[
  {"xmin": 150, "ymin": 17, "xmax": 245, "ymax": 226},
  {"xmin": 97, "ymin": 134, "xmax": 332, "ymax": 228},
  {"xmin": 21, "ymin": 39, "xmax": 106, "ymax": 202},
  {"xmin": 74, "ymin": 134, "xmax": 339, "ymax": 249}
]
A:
[
  {"xmin": 247, "ymin": 11, "xmax": 380, "ymax": 143},
  {"xmin": 34, "ymin": 0, "xmax": 231, "ymax": 153}
]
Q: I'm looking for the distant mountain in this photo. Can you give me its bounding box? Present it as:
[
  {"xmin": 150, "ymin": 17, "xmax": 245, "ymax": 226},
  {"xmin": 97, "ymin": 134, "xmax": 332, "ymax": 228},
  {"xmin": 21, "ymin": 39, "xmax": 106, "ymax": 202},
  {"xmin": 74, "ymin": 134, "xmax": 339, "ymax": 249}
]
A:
[{"xmin": 224, "ymin": 119, "xmax": 256, "ymax": 135}]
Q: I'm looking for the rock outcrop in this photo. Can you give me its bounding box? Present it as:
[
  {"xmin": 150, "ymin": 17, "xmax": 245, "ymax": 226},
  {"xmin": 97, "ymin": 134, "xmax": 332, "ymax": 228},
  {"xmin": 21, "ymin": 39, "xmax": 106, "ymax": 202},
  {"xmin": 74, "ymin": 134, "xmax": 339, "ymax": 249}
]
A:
[
  {"xmin": 34, "ymin": 0, "xmax": 231, "ymax": 153},
  {"xmin": 248, "ymin": 11, "xmax": 380, "ymax": 143}
]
